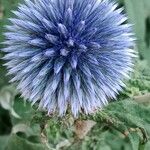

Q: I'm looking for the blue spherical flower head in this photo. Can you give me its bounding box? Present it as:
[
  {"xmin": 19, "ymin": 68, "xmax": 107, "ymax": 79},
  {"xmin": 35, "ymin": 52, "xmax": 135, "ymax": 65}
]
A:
[{"xmin": 2, "ymin": 0, "xmax": 136, "ymax": 117}]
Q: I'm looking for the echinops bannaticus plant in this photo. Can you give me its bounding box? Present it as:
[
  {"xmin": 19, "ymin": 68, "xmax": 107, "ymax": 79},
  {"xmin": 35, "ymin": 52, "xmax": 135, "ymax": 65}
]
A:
[{"xmin": 2, "ymin": 0, "xmax": 136, "ymax": 117}]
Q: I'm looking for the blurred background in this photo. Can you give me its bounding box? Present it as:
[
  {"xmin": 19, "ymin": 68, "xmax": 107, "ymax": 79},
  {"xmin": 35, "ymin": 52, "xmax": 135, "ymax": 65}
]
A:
[{"xmin": 0, "ymin": 0, "xmax": 150, "ymax": 150}]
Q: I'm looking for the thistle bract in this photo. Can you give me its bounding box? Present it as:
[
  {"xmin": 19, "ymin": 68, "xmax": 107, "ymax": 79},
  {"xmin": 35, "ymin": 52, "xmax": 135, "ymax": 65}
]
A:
[{"xmin": 3, "ymin": 0, "xmax": 136, "ymax": 116}]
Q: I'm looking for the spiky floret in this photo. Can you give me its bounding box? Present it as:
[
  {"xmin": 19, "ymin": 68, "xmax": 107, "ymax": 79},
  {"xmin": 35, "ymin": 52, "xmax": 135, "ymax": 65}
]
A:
[{"xmin": 2, "ymin": 0, "xmax": 136, "ymax": 116}]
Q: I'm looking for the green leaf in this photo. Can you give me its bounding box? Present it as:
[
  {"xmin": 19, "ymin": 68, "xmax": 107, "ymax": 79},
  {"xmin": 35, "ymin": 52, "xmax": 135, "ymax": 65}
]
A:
[
  {"xmin": 145, "ymin": 141, "xmax": 150, "ymax": 150},
  {"xmin": 106, "ymin": 100, "xmax": 150, "ymax": 128},
  {"xmin": 128, "ymin": 132, "xmax": 140, "ymax": 150},
  {"xmin": 11, "ymin": 97, "xmax": 35, "ymax": 125},
  {"xmin": 124, "ymin": 0, "xmax": 150, "ymax": 63},
  {"xmin": 0, "ymin": 122, "xmax": 51, "ymax": 150},
  {"xmin": 5, "ymin": 134, "xmax": 49, "ymax": 150},
  {"xmin": 12, "ymin": 124, "xmax": 34, "ymax": 137},
  {"xmin": 0, "ymin": 85, "xmax": 20, "ymax": 118},
  {"xmin": 0, "ymin": 136, "xmax": 10, "ymax": 150}
]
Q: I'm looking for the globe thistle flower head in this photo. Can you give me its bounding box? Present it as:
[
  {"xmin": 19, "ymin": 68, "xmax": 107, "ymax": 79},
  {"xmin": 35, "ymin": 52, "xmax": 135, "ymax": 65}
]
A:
[{"xmin": 2, "ymin": 0, "xmax": 136, "ymax": 117}]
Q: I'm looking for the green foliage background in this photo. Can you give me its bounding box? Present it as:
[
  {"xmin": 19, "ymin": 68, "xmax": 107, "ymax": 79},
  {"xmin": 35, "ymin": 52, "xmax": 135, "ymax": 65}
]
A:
[{"xmin": 0, "ymin": 0, "xmax": 150, "ymax": 150}]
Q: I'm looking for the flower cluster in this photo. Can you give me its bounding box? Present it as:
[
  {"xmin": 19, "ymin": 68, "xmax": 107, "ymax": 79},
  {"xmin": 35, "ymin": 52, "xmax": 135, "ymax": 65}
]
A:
[{"xmin": 2, "ymin": 0, "xmax": 136, "ymax": 116}]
